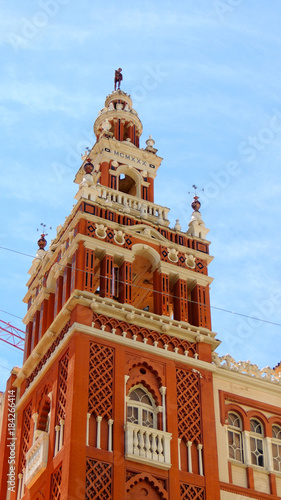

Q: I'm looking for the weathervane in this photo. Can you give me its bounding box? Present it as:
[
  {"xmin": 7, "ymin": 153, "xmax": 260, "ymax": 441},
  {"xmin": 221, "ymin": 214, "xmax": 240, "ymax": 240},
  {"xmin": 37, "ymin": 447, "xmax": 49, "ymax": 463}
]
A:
[
  {"xmin": 188, "ymin": 184, "xmax": 204, "ymax": 197},
  {"xmin": 114, "ymin": 68, "xmax": 123, "ymax": 91}
]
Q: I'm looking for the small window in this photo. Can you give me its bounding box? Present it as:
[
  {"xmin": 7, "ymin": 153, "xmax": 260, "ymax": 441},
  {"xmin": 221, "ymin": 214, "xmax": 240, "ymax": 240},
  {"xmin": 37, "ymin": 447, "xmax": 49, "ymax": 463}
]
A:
[
  {"xmin": 127, "ymin": 387, "xmax": 157, "ymax": 429},
  {"xmin": 228, "ymin": 412, "xmax": 243, "ymax": 462},
  {"xmin": 272, "ymin": 425, "xmax": 281, "ymax": 472},
  {"xmin": 250, "ymin": 418, "xmax": 264, "ymax": 467}
]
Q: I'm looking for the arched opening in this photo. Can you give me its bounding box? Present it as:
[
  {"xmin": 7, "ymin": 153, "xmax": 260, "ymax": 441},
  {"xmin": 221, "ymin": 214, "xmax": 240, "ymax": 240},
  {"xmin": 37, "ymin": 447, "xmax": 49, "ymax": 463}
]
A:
[
  {"xmin": 127, "ymin": 386, "xmax": 157, "ymax": 429},
  {"xmin": 118, "ymin": 172, "xmax": 137, "ymax": 196}
]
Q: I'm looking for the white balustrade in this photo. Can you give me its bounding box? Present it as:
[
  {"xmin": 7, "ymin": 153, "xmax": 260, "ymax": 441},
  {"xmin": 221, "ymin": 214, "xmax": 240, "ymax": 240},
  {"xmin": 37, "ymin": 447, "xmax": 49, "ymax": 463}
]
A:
[
  {"xmin": 125, "ymin": 422, "xmax": 172, "ymax": 469},
  {"xmin": 76, "ymin": 183, "xmax": 170, "ymax": 225},
  {"xmin": 25, "ymin": 431, "xmax": 49, "ymax": 486}
]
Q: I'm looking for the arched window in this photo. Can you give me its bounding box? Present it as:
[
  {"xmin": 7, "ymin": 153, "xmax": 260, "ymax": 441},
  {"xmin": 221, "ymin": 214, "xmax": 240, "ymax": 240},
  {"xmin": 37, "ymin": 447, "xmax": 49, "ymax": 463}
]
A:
[
  {"xmin": 127, "ymin": 387, "xmax": 157, "ymax": 429},
  {"xmin": 250, "ymin": 418, "xmax": 264, "ymax": 467},
  {"xmin": 227, "ymin": 412, "xmax": 243, "ymax": 462},
  {"xmin": 272, "ymin": 424, "xmax": 281, "ymax": 472}
]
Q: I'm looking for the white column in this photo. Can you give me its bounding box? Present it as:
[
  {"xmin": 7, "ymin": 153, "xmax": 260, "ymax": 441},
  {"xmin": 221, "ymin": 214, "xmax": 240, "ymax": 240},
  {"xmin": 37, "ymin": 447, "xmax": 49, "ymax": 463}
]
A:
[
  {"xmin": 17, "ymin": 474, "xmax": 23, "ymax": 500},
  {"xmin": 266, "ymin": 437, "xmax": 274, "ymax": 471},
  {"xmin": 108, "ymin": 419, "xmax": 114, "ymax": 452},
  {"xmin": 32, "ymin": 413, "xmax": 38, "ymax": 443},
  {"xmin": 54, "ymin": 425, "xmax": 60, "ymax": 456},
  {"xmin": 197, "ymin": 444, "xmax": 203, "ymax": 475},
  {"xmin": 124, "ymin": 375, "xmax": 129, "ymax": 422},
  {"xmin": 243, "ymin": 430, "xmax": 251, "ymax": 465},
  {"xmin": 160, "ymin": 386, "xmax": 167, "ymax": 432},
  {"xmin": 86, "ymin": 413, "xmax": 91, "ymax": 446},
  {"xmin": 59, "ymin": 419, "xmax": 65, "ymax": 450},
  {"xmin": 187, "ymin": 441, "xmax": 193, "ymax": 473},
  {"xmin": 96, "ymin": 416, "xmax": 102, "ymax": 449},
  {"xmin": 178, "ymin": 438, "xmax": 182, "ymax": 470}
]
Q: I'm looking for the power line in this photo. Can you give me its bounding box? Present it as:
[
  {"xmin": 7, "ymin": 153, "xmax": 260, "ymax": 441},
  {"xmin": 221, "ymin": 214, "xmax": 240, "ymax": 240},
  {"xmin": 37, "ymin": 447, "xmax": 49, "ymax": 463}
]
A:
[{"xmin": 1, "ymin": 245, "xmax": 281, "ymax": 329}]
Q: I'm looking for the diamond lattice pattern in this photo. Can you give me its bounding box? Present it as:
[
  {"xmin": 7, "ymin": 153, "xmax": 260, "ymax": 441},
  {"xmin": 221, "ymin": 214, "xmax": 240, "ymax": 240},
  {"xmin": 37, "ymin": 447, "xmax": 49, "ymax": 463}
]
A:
[
  {"xmin": 56, "ymin": 351, "xmax": 69, "ymax": 424},
  {"xmin": 176, "ymin": 369, "xmax": 201, "ymax": 443},
  {"xmin": 86, "ymin": 459, "xmax": 112, "ymax": 500},
  {"xmin": 20, "ymin": 402, "xmax": 32, "ymax": 470},
  {"xmin": 51, "ymin": 465, "xmax": 62, "ymax": 500},
  {"xmin": 180, "ymin": 483, "xmax": 205, "ymax": 499},
  {"xmin": 88, "ymin": 343, "xmax": 114, "ymax": 418}
]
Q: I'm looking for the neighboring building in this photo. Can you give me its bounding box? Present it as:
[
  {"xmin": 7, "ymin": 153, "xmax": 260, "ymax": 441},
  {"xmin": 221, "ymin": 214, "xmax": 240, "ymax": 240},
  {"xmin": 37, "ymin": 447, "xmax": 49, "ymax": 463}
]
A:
[{"xmin": 0, "ymin": 87, "xmax": 280, "ymax": 500}]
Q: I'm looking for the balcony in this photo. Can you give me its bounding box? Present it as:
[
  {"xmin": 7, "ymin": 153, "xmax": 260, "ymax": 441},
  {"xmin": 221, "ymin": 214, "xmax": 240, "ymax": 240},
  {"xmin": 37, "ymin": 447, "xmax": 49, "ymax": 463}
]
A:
[
  {"xmin": 25, "ymin": 431, "xmax": 49, "ymax": 486},
  {"xmin": 125, "ymin": 422, "xmax": 172, "ymax": 469}
]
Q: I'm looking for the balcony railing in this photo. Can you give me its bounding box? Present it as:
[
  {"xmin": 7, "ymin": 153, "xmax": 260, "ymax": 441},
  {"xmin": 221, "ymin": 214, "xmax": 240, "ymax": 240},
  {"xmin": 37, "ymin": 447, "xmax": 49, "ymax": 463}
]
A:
[
  {"xmin": 75, "ymin": 183, "xmax": 170, "ymax": 226},
  {"xmin": 25, "ymin": 431, "xmax": 49, "ymax": 486},
  {"xmin": 124, "ymin": 422, "xmax": 172, "ymax": 469}
]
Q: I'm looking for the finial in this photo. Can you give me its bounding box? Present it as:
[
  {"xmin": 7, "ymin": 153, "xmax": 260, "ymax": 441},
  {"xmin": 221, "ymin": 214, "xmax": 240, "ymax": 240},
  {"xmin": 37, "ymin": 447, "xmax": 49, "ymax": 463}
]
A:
[
  {"xmin": 188, "ymin": 185, "xmax": 204, "ymax": 212},
  {"xmin": 37, "ymin": 223, "xmax": 52, "ymax": 250},
  {"xmin": 114, "ymin": 68, "xmax": 123, "ymax": 91},
  {"xmin": 84, "ymin": 158, "xmax": 94, "ymax": 174}
]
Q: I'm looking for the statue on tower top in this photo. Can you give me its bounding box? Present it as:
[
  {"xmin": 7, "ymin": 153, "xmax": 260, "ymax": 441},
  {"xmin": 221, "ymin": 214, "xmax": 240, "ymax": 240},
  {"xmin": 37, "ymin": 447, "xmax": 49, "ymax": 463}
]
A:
[{"xmin": 114, "ymin": 68, "xmax": 123, "ymax": 90}]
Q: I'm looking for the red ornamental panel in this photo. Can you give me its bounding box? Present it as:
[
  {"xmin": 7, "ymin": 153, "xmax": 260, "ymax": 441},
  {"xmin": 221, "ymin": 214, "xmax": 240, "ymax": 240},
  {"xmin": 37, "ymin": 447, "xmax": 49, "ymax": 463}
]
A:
[
  {"xmin": 100, "ymin": 254, "xmax": 114, "ymax": 298},
  {"xmin": 119, "ymin": 260, "xmax": 132, "ymax": 304},
  {"xmin": 174, "ymin": 278, "xmax": 189, "ymax": 322},
  {"xmin": 19, "ymin": 402, "xmax": 32, "ymax": 471},
  {"xmin": 56, "ymin": 350, "xmax": 69, "ymax": 424},
  {"xmin": 180, "ymin": 483, "xmax": 205, "ymax": 500},
  {"xmin": 51, "ymin": 464, "xmax": 62, "ymax": 500},
  {"xmin": 84, "ymin": 249, "xmax": 95, "ymax": 292},
  {"xmin": 88, "ymin": 343, "xmax": 114, "ymax": 418},
  {"xmin": 176, "ymin": 369, "xmax": 201, "ymax": 444},
  {"xmin": 85, "ymin": 459, "xmax": 112, "ymax": 500}
]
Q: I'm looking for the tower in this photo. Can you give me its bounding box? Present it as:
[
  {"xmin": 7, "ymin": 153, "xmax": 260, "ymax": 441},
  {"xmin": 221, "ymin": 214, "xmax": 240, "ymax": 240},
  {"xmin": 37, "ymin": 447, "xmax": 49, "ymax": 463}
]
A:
[{"xmin": 0, "ymin": 83, "xmax": 222, "ymax": 499}]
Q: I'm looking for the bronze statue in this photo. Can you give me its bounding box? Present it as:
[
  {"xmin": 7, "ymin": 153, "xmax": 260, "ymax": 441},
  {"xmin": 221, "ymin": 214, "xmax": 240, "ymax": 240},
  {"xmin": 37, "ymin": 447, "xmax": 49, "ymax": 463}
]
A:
[{"xmin": 114, "ymin": 68, "xmax": 123, "ymax": 90}]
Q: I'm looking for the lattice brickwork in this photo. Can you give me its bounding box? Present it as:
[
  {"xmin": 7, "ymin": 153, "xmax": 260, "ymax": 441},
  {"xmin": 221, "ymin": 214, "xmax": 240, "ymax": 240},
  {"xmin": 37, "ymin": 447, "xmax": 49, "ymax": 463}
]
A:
[
  {"xmin": 180, "ymin": 483, "xmax": 205, "ymax": 500},
  {"xmin": 92, "ymin": 313, "xmax": 197, "ymax": 358},
  {"xmin": 56, "ymin": 350, "xmax": 69, "ymax": 424},
  {"xmin": 176, "ymin": 369, "xmax": 201, "ymax": 443},
  {"xmin": 88, "ymin": 343, "xmax": 114, "ymax": 418},
  {"xmin": 26, "ymin": 321, "xmax": 70, "ymax": 387},
  {"xmin": 19, "ymin": 402, "xmax": 32, "ymax": 470},
  {"xmin": 51, "ymin": 465, "xmax": 62, "ymax": 500},
  {"xmin": 85, "ymin": 459, "xmax": 112, "ymax": 500}
]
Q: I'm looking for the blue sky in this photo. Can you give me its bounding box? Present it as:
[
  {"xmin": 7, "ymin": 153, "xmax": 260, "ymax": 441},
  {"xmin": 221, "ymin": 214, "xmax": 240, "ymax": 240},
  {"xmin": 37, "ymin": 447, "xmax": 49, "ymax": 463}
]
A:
[{"xmin": 1, "ymin": 0, "xmax": 281, "ymax": 390}]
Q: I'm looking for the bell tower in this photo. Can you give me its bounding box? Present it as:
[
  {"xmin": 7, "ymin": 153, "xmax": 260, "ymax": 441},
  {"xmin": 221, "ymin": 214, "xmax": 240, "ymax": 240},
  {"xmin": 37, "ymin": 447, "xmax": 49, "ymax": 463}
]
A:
[{"xmin": 0, "ymin": 76, "xmax": 221, "ymax": 500}]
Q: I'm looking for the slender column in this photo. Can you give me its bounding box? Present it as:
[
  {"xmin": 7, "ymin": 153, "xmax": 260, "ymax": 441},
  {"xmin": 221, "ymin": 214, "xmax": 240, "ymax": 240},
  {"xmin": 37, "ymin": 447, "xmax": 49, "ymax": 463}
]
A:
[
  {"xmin": 96, "ymin": 416, "xmax": 102, "ymax": 449},
  {"xmin": 17, "ymin": 474, "xmax": 23, "ymax": 500},
  {"xmin": 108, "ymin": 419, "xmax": 114, "ymax": 452},
  {"xmin": 46, "ymin": 292, "xmax": 55, "ymax": 330},
  {"xmin": 86, "ymin": 413, "xmax": 91, "ymax": 446},
  {"xmin": 32, "ymin": 413, "xmax": 38, "ymax": 444},
  {"xmin": 124, "ymin": 375, "xmax": 129, "ymax": 422},
  {"xmin": 187, "ymin": 441, "xmax": 193, "ymax": 473},
  {"xmin": 62, "ymin": 264, "xmax": 71, "ymax": 304},
  {"xmin": 178, "ymin": 438, "xmax": 182, "ymax": 470},
  {"xmin": 54, "ymin": 425, "xmax": 60, "ymax": 456},
  {"xmin": 153, "ymin": 270, "xmax": 170, "ymax": 316},
  {"xmin": 59, "ymin": 419, "xmax": 65, "ymax": 450},
  {"xmin": 197, "ymin": 444, "xmax": 203, "ymax": 475},
  {"xmin": 84, "ymin": 249, "xmax": 95, "ymax": 292},
  {"xmin": 100, "ymin": 161, "xmax": 110, "ymax": 187},
  {"xmin": 100, "ymin": 254, "xmax": 114, "ymax": 298},
  {"xmin": 174, "ymin": 278, "xmax": 189, "ymax": 322},
  {"xmin": 75, "ymin": 240, "xmax": 85, "ymax": 290},
  {"xmin": 119, "ymin": 260, "xmax": 132, "ymax": 304},
  {"xmin": 190, "ymin": 284, "xmax": 211, "ymax": 329},
  {"xmin": 24, "ymin": 321, "xmax": 33, "ymax": 362},
  {"xmin": 54, "ymin": 274, "xmax": 63, "ymax": 316},
  {"xmin": 160, "ymin": 386, "xmax": 167, "ymax": 432}
]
